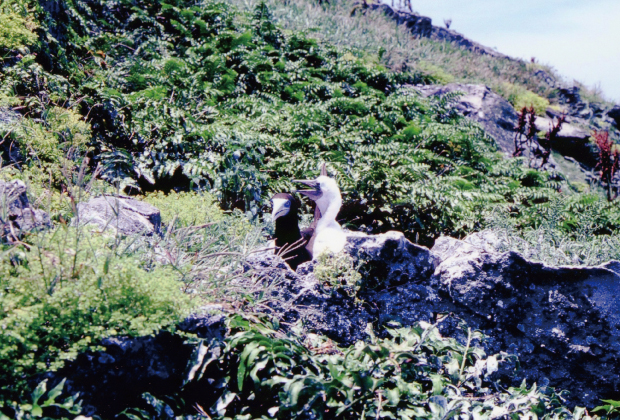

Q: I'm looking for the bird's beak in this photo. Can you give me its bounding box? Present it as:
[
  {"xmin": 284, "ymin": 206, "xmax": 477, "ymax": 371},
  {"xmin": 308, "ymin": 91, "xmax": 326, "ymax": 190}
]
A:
[
  {"xmin": 293, "ymin": 179, "xmax": 322, "ymax": 201},
  {"xmin": 271, "ymin": 198, "xmax": 290, "ymax": 221}
]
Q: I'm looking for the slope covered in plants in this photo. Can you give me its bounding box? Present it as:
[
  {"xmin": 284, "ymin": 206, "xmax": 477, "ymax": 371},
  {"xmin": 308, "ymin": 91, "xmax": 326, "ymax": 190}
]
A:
[
  {"xmin": 2, "ymin": 0, "xmax": 620, "ymax": 418},
  {"xmin": 2, "ymin": 0, "xmax": 620, "ymax": 250}
]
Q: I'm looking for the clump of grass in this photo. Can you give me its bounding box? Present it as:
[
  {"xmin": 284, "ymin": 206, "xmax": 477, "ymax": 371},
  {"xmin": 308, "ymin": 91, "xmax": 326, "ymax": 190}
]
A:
[
  {"xmin": 5, "ymin": 106, "xmax": 92, "ymax": 187},
  {"xmin": 313, "ymin": 251, "xmax": 362, "ymax": 297},
  {"xmin": 498, "ymin": 82, "xmax": 550, "ymax": 115}
]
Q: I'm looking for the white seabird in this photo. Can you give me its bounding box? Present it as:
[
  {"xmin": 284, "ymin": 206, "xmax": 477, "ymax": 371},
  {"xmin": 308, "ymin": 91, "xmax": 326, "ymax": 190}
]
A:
[{"xmin": 293, "ymin": 175, "xmax": 346, "ymax": 257}]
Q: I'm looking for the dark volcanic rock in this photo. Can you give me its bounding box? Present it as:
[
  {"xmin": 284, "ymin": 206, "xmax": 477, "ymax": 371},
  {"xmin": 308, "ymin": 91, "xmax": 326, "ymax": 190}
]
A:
[
  {"xmin": 46, "ymin": 313, "xmax": 225, "ymax": 418},
  {"xmin": 0, "ymin": 179, "xmax": 51, "ymax": 238},
  {"xmin": 74, "ymin": 195, "xmax": 161, "ymax": 235},
  {"xmin": 255, "ymin": 229, "xmax": 620, "ymax": 407},
  {"xmin": 248, "ymin": 230, "xmax": 434, "ymax": 346},
  {"xmin": 50, "ymin": 230, "xmax": 620, "ymax": 412},
  {"xmin": 346, "ymin": 230, "xmax": 435, "ymax": 287},
  {"xmin": 609, "ymin": 105, "xmax": 620, "ymax": 128},
  {"xmin": 276, "ymin": 230, "xmax": 620, "ymax": 407},
  {"xmin": 426, "ymin": 233, "xmax": 620, "ymax": 407}
]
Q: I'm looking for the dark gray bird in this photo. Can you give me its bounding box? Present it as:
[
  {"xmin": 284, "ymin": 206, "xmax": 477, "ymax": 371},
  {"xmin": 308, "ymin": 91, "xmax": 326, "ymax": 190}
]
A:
[{"xmin": 270, "ymin": 193, "xmax": 312, "ymax": 270}]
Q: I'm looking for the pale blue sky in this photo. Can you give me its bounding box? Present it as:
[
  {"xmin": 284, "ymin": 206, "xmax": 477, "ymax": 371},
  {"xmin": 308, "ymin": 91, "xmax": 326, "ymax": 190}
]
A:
[{"xmin": 385, "ymin": 0, "xmax": 620, "ymax": 103}]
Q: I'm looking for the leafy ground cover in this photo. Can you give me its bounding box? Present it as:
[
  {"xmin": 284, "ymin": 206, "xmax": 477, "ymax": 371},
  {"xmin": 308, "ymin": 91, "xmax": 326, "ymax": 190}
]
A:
[
  {"xmin": 115, "ymin": 314, "xmax": 609, "ymax": 420},
  {"xmin": 2, "ymin": 0, "xmax": 620, "ymax": 248},
  {"xmin": 2, "ymin": 0, "xmax": 620, "ymax": 418}
]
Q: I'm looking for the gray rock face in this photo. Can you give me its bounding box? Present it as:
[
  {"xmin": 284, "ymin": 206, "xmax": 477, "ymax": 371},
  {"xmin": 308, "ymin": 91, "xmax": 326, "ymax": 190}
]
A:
[
  {"xmin": 75, "ymin": 195, "xmax": 161, "ymax": 235},
  {"xmin": 535, "ymin": 116, "xmax": 596, "ymax": 166},
  {"xmin": 415, "ymin": 84, "xmax": 521, "ymax": 154},
  {"xmin": 0, "ymin": 108, "xmax": 20, "ymax": 127},
  {"xmin": 424, "ymin": 234, "xmax": 620, "ymax": 407},
  {"xmin": 535, "ymin": 117, "xmax": 590, "ymax": 141},
  {"xmin": 0, "ymin": 179, "xmax": 51, "ymax": 237}
]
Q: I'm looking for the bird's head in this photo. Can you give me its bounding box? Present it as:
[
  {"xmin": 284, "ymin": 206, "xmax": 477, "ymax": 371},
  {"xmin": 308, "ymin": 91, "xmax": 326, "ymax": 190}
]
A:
[
  {"xmin": 271, "ymin": 192, "xmax": 296, "ymax": 221},
  {"xmin": 293, "ymin": 175, "xmax": 341, "ymax": 214}
]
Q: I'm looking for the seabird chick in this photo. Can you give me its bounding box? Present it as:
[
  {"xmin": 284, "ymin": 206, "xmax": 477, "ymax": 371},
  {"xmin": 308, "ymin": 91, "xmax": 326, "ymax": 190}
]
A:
[
  {"xmin": 294, "ymin": 175, "xmax": 346, "ymax": 257},
  {"xmin": 271, "ymin": 193, "xmax": 312, "ymax": 270}
]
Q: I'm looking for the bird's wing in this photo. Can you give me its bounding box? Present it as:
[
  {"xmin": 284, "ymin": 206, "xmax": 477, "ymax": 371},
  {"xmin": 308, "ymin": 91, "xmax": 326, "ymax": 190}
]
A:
[{"xmin": 301, "ymin": 226, "xmax": 315, "ymax": 258}]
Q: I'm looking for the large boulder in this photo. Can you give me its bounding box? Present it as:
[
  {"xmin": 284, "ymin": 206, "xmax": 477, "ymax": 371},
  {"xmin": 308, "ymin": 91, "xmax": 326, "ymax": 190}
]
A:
[
  {"xmin": 74, "ymin": 195, "xmax": 161, "ymax": 236},
  {"xmin": 0, "ymin": 179, "xmax": 51, "ymax": 238},
  {"xmin": 534, "ymin": 117, "xmax": 595, "ymax": 166},
  {"xmin": 414, "ymin": 84, "xmax": 520, "ymax": 154},
  {"xmin": 426, "ymin": 233, "xmax": 620, "ymax": 407}
]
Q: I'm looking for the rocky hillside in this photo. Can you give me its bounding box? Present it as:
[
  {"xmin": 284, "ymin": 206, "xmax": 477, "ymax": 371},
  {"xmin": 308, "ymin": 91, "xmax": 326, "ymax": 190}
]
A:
[
  {"xmin": 1, "ymin": 0, "xmax": 620, "ymax": 418},
  {"xmin": 369, "ymin": 1, "xmax": 620, "ymax": 173}
]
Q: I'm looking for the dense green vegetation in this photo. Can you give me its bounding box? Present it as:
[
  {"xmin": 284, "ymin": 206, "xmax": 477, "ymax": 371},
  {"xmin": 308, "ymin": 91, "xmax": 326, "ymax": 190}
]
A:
[
  {"xmin": 228, "ymin": 0, "xmax": 608, "ymax": 110},
  {"xmin": 1, "ymin": 0, "xmax": 620, "ymax": 417},
  {"xmin": 2, "ymin": 0, "xmax": 620, "ymax": 248}
]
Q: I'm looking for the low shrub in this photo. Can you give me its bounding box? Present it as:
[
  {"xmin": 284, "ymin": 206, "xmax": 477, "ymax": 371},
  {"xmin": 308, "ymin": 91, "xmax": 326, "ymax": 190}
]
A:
[
  {"xmin": 0, "ymin": 10, "xmax": 38, "ymax": 52},
  {"xmin": 499, "ymin": 82, "xmax": 550, "ymax": 115},
  {"xmin": 143, "ymin": 190, "xmax": 225, "ymax": 226},
  {"xmin": 313, "ymin": 252, "xmax": 362, "ymax": 297},
  {"xmin": 0, "ymin": 226, "xmax": 193, "ymax": 398},
  {"xmin": 487, "ymin": 196, "xmax": 620, "ymax": 266}
]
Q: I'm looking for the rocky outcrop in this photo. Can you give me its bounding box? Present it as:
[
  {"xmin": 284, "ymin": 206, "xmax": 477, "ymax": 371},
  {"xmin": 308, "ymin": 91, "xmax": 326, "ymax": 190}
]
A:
[
  {"xmin": 0, "ymin": 108, "xmax": 20, "ymax": 127},
  {"xmin": 412, "ymin": 83, "xmax": 613, "ymax": 172},
  {"xmin": 48, "ymin": 230, "xmax": 620, "ymax": 412},
  {"xmin": 534, "ymin": 116, "xmax": 596, "ymax": 166},
  {"xmin": 369, "ymin": 3, "xmax": 508, "ymax": 58},
  {"xmin": 74, "ymin": 195, "xmax": 161, "ymax": 236},
  {"xmin": 414, "ymin": 84, "xmax": 522, "ymax": 155},
  {"xmin": 609, "ymin": 106, "xmax": 620, "ymax": 128},
  {"xmin": 424, "ymin": 233, "xmax": 620, "ymax": 407},
  {"xmin": 254, "ymin": 230, "xmax": 620, "ymax": 407},
  {"xmin": 0, "ymin": 179, "xmax": 51, "ymax": 238}
]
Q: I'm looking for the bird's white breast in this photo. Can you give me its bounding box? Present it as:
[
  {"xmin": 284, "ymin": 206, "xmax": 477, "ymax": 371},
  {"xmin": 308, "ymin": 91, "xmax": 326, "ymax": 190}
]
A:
[{"xmin": 312, "ymin": 224, "xmax": 346, "ymax": 257}]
